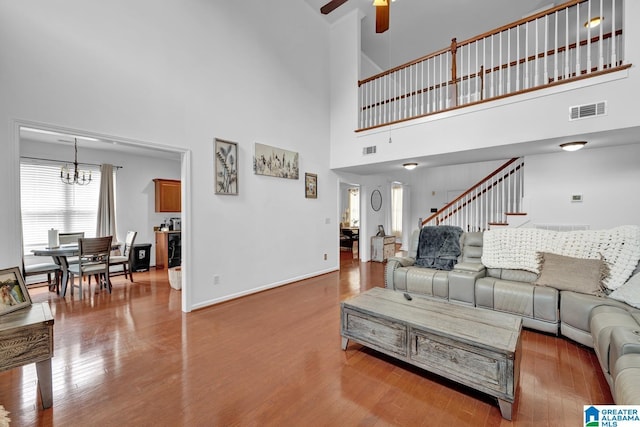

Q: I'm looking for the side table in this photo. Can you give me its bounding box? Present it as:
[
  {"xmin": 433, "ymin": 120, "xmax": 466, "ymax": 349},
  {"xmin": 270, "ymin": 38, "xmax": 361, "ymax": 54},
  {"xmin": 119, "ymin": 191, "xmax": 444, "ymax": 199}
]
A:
[{"xmin": 0, "ymin": 303, "xmax": 54, "ymax": 409}]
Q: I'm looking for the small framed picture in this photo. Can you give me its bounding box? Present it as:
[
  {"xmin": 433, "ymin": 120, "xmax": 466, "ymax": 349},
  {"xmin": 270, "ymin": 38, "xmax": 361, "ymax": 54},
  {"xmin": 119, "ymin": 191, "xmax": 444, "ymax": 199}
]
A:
[
  {"xmin": 305, "ymin": 173, "xmax": 317, "ymax": 199},
  {"xmin": 214, "ymin": 138, "xmax": 238, "ymax": 195},
  {"xmin": 0, "ymin": 266, "xmax": 32, "ymax": 316}
]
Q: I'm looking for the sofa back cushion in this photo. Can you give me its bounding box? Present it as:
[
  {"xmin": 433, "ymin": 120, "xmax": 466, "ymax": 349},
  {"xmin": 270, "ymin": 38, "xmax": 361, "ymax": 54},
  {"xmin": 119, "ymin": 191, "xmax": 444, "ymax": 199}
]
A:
[{"xmin": 461, "ymin": 232, "xmax": 483, "ymax": 263}]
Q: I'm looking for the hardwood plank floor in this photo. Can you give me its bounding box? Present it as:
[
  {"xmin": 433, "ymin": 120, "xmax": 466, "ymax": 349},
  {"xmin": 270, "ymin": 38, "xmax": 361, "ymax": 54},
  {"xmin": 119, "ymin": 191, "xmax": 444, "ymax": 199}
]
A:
[{"xmin": 0, "ymin": 252, "xmax": 612, "ymax": 426}]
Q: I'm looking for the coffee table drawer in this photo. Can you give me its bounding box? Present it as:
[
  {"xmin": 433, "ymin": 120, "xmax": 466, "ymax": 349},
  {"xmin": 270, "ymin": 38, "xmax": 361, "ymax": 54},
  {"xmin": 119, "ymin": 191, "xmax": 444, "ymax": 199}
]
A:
[
  {"xmin": 410, "ymin": 330, "xmax": 508, "ymax": 395},
  {"xmin": 342, "ymin": 308, "xmax": 407, "ymax": 357}
]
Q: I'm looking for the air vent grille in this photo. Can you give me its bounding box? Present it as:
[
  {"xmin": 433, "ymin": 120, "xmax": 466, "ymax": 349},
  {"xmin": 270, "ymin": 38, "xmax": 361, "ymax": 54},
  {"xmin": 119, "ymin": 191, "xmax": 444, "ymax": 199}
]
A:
[
  {"xmin": 362, "ymin": 146, "xmax": 377, "ymax": 155},
  {"xmin": 569, "ymin": 101, "xmax": 606, "ymax": 120}
]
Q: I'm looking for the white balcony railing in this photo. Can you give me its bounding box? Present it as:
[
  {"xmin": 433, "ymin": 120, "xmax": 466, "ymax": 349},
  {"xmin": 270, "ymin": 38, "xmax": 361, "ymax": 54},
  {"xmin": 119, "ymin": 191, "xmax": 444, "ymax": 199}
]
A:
[{"xmin": 358, "ymin": 0, "xmax": 625, "ymax": 131}]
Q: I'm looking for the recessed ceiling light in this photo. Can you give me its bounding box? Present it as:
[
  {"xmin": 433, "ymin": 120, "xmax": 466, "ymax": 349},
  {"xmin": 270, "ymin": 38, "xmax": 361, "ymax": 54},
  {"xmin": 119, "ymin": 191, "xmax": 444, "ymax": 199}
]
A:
[
  {"xmin": 403, "ymin": 162, "xmax": 418, "ymax": 170},
  {"xmin": 584, "ymin": 16, "xmax": 604, "ymax": 29},
  {"xmin": 560, "ymin": 141, "xmax": 587, "ymax": 151}
]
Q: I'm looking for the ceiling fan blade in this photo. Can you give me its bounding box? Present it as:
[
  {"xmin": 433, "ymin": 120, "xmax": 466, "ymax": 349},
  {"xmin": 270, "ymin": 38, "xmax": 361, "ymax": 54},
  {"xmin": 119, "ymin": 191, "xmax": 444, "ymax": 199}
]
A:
[
  {"xmin": 375, "ymin": 2, "xmax": 389, "ymax": 33},
  {"xmin": 320, "ymin": 0, "xmax": 348, "ymax": 15}
]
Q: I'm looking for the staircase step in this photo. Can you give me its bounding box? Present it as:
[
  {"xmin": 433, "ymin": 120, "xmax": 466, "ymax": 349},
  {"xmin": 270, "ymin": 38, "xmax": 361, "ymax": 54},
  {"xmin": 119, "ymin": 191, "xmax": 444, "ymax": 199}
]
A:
[
  {"xmin": 505, "ymin": 212, "xmax": 527, "ymax": 216},
  {"xmin": 488, "ymin": 222, "xmax": 509, "ymax": 226}
]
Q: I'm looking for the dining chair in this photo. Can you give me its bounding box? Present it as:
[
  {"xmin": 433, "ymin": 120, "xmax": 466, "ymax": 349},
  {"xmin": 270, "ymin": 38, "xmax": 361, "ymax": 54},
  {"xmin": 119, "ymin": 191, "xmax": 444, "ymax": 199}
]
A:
[
  {"xmin": 58, "ymin": 232, "xmax": 85, "ymax": 265},
  {"xmin": 109, "ymin": 231, "xmax": 137, "ymax": 282},
  {"xmin": 22, "ymin": 258, "xmax": 62, "ymax": 294},
  {"xmin": 68, "ymin": 236, "xmax": 113, "ymax": 299}
]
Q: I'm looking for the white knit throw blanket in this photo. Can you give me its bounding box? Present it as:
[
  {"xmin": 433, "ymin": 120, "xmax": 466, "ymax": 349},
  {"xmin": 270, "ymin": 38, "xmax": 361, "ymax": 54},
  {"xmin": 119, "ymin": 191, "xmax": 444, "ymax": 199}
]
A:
[{"xmin": 481, "ymin": 225, "xmax": 640, "ymax": 290}]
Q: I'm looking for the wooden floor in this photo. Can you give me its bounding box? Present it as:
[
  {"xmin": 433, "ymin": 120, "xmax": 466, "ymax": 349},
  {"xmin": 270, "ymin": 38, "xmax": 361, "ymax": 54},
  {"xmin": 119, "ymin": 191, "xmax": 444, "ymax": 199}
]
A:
[{"xmin": 0, "ymin": 252, "xmax": 612, "ymax": 426}]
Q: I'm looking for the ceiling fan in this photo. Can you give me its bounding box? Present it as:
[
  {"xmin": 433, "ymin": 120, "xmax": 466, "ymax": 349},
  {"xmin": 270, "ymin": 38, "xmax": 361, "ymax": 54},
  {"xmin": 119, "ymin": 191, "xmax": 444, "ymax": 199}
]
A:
[{"xmin": 320, "ymin": 0, "xmax": 391, "ymax": 33}]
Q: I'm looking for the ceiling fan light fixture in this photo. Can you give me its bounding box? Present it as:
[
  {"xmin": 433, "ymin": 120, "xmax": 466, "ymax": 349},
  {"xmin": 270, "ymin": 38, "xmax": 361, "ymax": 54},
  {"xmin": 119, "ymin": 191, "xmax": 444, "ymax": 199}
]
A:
[
  {"xmin": 560, "ymin": 141, "xmax": 587, "ymax": 152},
  {"xmin": 403, "ymin": 162, "xmax": 418, "ymax": 170},
  {"xmin": 584, "ymin": 16, "xmax": 604, "ymax": 28}
]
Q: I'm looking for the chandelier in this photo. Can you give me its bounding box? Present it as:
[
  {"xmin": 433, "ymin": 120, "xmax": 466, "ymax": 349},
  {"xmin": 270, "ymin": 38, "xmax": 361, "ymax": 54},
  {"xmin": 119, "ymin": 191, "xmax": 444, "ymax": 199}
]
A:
[{"xmin": 60, "ymin": 138, "xmax": 92, "ymax": 185}]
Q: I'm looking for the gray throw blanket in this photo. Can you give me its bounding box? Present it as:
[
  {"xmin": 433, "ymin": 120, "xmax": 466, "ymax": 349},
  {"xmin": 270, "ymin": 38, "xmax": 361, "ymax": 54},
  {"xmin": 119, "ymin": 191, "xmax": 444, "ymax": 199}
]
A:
[{"xmin": 415, "ymin": 226, "xmax": 463, "ymax": 270}]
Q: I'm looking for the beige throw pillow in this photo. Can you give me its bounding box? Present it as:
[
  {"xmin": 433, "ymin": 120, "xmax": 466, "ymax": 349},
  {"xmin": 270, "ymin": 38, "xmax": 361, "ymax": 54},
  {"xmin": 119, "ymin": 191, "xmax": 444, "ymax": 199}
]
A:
[{"xmin": 534, "ymin": 252, "xmax": 609, "ymax": 295}]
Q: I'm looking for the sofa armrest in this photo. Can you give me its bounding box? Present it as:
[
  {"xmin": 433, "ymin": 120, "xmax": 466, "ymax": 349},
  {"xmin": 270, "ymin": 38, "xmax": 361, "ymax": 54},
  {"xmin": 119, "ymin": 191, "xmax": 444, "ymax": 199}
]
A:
[
  {"xmin": 384, "ymin": 257, "xmax": 415, "ymax": 290},
  {"xmin": 448, "ymin": 266, "xmax": 485, "ymax": 306},
  {"xmin": 388, "ymin": 256, "xmax": 415, "ymax": 267},
  {"xmin": 610, "ymin": 328, "xmax": 640, "ymax": 368}
]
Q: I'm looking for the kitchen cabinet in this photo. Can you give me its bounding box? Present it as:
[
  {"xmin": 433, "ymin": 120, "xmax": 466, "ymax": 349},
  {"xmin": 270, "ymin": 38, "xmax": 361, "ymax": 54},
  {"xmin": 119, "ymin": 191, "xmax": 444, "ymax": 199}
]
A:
[{"xmin": 154, "ymin": 179, "xmax": 181, "ymax": 212}]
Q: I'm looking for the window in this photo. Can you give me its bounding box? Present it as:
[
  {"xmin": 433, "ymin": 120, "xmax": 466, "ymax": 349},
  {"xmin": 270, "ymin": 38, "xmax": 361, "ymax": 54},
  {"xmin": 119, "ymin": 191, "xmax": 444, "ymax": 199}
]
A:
[
  {"xmin": 20, "ymin": 161, "xmax": 104, "ymax": 254},
  {"xmin": 348, "ymin": 187, "xmax": 360, "ymax": 227},
  {"xmin": 391, "ymin": 183, "xmax": 403, "ymax": 238}
]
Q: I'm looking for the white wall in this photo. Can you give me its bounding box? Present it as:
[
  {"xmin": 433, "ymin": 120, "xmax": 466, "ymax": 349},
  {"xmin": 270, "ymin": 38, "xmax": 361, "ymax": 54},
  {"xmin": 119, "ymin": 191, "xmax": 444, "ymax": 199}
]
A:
[
  {"xmin": 525, "ymin": 143, "xmax": 640, "ymax": 229},
  {"xmin": 0, "ymin": 1, "xmax": 334, "ymax": 311},
  {"xmin": 20, "ymin": 140, "xmax": 181, "ymax": 267}
]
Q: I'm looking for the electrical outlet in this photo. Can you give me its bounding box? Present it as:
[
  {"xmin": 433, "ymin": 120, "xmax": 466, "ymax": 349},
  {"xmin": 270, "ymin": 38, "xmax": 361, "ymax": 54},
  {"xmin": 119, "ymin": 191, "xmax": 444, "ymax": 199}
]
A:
[
  {"xmin": 213, "ymin": 275, "xmax": 220, "ymax": 285},
  {"xmin": 323, "ymin": 253, "xmax": 327, "ymax": 260}
]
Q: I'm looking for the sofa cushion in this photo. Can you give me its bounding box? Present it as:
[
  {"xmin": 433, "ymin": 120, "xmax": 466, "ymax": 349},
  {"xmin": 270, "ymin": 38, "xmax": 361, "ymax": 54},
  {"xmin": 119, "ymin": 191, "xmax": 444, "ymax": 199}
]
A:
[
  {"xmin": 534, "ymin": 252, "xmax": 608, "ymax": 295},
  {"xmin": 590, "ymin": 306, "xmax": 640, "ymax": 375},
  {"xmin": 487, "ymin": 268, "xmax": 538, "ymax": 282}
]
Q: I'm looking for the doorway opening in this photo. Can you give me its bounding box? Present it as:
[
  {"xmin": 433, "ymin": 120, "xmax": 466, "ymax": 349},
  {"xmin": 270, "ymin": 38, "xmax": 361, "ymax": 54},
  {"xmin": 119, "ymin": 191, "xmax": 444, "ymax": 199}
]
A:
[{"xmin": 15, "ymin": 121, "xmax": 191, "ymax": 312}]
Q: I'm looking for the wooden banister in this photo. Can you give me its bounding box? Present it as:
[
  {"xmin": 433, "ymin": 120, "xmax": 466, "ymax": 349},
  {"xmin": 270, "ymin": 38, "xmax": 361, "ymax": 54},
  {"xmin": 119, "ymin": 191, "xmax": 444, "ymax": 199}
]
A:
[{"xmin": 422, "ymin": 157, "xmax": 523, "ymax": 226}]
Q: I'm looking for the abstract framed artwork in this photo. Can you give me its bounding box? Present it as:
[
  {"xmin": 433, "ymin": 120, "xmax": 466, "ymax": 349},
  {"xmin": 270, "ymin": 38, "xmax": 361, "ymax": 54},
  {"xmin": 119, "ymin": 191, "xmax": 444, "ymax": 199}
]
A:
[
  {"xmin": 253, "ymin": 143, "xmax": 299, "ymax": 180},
  {"xmin": 305, "ymin": 173, "xmax": 317, "ymax": 199},
  {"xmin": 214, "ymin": 138, "xmax": 238, "ymax": 195},
  {"xmin": 0, "ymin": 266, "xmax": 32, "ymax": 316}
]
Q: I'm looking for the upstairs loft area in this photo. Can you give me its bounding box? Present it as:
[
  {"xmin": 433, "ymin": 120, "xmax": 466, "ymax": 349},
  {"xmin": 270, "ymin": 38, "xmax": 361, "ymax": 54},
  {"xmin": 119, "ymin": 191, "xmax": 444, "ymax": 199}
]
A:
[{"xmin": 357, "ymin": 0, "xmax": 628, "ymax": 131}]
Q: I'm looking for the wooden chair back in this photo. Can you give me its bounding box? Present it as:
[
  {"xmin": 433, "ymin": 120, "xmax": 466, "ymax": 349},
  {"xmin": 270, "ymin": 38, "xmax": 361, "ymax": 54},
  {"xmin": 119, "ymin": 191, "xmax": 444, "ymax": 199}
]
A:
[
  {"xmin": 59, "ymin": 232, "xmax": 85, "ymax": 245},
  {"xmin": 78, "ymin": 236, "xmax": 113, "ymax": 269}
]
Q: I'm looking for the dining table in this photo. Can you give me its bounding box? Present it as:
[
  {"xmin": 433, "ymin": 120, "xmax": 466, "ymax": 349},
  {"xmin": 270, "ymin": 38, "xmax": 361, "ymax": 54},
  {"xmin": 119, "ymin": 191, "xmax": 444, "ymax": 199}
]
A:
[{"xmin": 31, "ymin": 242, "xmax": 120, "ymax": 297}]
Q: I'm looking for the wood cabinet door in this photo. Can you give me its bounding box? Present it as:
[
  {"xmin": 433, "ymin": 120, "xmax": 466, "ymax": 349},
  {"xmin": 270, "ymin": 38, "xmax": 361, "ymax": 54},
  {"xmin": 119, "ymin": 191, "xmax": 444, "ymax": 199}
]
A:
[{"xmin": 154, "ymin": 179, "xmax": 181, "ymax": 212}]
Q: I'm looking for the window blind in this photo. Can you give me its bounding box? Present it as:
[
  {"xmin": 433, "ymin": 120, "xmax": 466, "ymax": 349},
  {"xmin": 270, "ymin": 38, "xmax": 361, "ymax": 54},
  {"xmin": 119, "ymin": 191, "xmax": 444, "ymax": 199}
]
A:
[{"xmin": 20, "ymin": 160, "xmax": 102, "ymax": 253}]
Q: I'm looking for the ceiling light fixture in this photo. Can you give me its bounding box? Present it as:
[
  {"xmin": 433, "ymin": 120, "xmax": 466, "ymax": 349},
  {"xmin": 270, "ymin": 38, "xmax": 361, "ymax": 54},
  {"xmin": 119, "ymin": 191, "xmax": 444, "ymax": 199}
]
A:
[
  {"xmin": 560, "ymin": 141, "xmax": 587, "ymax": 152},
  {"xmin": 403, "ymin": 162, "xmax": 418, "ymax": 170},
  {"xmin": 584, "ymin": 16, "xmax": 604, "ymax": 28},
  {"xmin": 372, "ymin": 0, "xmax": 387, "ymax": 6},
  {"xmin": 61, "ymin": 138, "xmax": 92, "ymax": 185}
]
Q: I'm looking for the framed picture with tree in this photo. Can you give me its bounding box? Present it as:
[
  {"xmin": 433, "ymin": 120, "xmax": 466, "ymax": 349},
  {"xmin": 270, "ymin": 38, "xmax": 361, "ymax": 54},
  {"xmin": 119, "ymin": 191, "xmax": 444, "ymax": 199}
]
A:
[{"xmin": 214, "ymin": 138, "xmax": 238, "ymax": 195}]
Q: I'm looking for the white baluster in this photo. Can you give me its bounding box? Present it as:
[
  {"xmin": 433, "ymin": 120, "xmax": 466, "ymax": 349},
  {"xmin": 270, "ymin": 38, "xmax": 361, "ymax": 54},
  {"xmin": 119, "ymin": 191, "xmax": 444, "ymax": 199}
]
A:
[
  {"xmin": 554, "ymin": 11, "xmax": 559, "ymax": 82},
  {"xmin": 565, "ymin": 7, "xmax": 570, "ymax": 79},
  {"xmin": 544, "ymin": 15, "xmax": 549, "ymax": 85},
  {"xmin": 611, "ymin": 0, "xmax": 617, "ymax": 66},
  {"xmin": 587, "ymin": 0, "xmax": 592, "ymax": 74},
  {"xmin": 575, "ymin": 3, "xmax": 581, "ymax": 77},
  {"xmin": 516, "ymin": 27, "xmax": 520, "ymax": 91},
  {"xmin": 598, "ymin": 0, "xmax": 604, "ymax": 70}
]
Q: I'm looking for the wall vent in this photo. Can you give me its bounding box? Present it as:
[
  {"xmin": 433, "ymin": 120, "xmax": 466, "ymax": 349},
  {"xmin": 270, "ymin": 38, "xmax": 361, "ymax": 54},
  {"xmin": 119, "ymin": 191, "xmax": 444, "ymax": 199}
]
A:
[
  {"xmin": 362, "ymin": 145, "xmax": 377, "ymax": 155},
  {"xmin": 569, "ymin": 101, "xmax": 606, "ymax": 120}
]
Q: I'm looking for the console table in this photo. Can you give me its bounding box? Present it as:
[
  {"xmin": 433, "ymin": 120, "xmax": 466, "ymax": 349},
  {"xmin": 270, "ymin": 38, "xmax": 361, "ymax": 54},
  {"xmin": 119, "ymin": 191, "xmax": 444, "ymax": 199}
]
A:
[
  {"xmin": 341, "ymin": 288, "xmax": 522, "ymax": 420},
  {"xmin": 0, "ymin": 303, "xmax": 54, "ymax": 409},
  {"xmin": 371, "ymin": 235, "xmax": 395, "ymax": 262}
]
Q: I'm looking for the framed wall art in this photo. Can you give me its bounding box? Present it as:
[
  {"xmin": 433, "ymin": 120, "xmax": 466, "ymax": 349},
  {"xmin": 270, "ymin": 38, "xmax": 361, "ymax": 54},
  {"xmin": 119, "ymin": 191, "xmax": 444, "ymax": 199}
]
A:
[
  {"xmin": 214, "ymin": 138, "xmax": 238, "ymax": 195},
  {"xmin": 0, "ymin": 266, "xmax": 32, "ymax": 316},
  {"xmin": 305, "ymin": 173, "xmax": 317, "ymax": 199},
  {"xmin": 253, "ymin": 142, "xmax": 299, "ymax": 180}
]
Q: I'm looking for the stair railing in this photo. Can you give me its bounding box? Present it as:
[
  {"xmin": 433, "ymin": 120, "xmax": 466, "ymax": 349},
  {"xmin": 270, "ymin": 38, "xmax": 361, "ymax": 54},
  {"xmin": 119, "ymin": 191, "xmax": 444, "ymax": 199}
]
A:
[
  {"xmin": 358, "ymin": 0, "xmax": 627, "ymax": 131},
  {"xmin": 422, "ymin": 157, "xmax": 525, "ymax": 231}
]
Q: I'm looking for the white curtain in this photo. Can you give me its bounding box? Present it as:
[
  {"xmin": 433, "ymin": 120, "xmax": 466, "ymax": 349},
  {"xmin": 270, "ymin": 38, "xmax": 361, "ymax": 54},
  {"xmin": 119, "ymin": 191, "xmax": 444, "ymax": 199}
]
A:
[{"xmin": 95, "ymin": 164, "xmax": 118, "ymax": 239}]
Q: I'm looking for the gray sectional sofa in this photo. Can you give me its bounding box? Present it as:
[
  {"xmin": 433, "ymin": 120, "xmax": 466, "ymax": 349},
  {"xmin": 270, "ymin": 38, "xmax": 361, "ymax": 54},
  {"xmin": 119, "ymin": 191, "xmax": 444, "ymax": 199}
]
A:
[{"xmin": 384, "ymin": 226, "xmax": 640, "ymax": 405}]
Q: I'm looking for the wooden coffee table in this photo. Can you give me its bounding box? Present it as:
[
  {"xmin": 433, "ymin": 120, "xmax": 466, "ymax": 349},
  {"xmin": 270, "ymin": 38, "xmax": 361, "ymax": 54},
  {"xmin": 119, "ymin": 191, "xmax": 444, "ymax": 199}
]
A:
[{"xmin": 341, "ymin": 287, "xmax": 522, "ymax": 420}]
